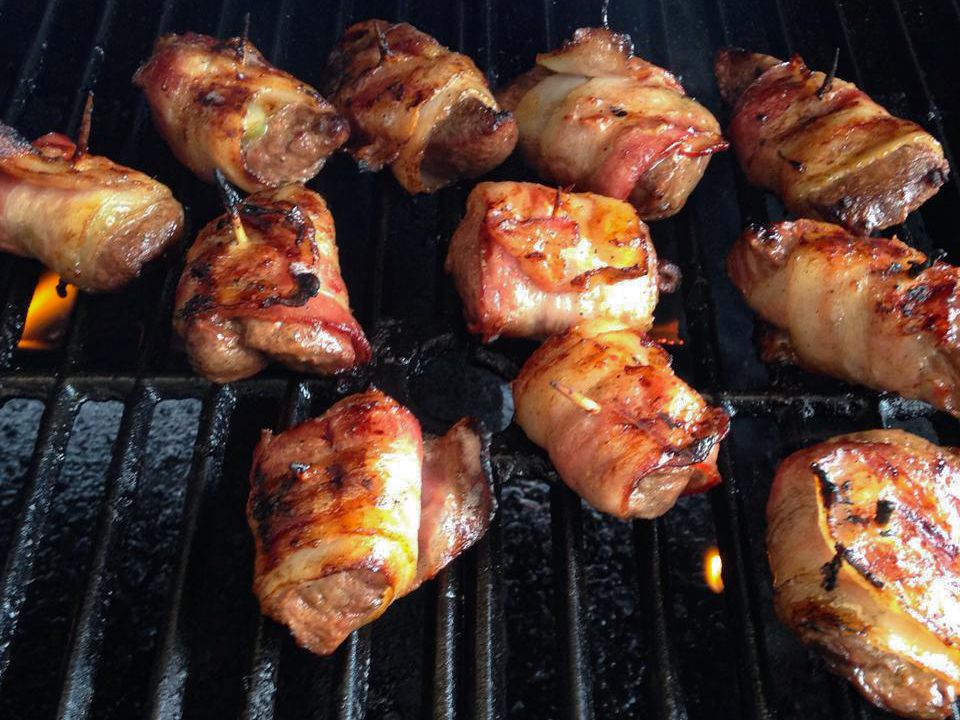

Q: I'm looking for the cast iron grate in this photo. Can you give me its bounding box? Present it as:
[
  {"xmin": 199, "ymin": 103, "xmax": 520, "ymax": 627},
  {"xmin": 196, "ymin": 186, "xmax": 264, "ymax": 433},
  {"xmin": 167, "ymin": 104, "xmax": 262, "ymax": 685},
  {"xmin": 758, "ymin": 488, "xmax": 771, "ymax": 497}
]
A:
[{"xmin": 0, "ymin": 1, "xmax": 959, "ymax": 719}]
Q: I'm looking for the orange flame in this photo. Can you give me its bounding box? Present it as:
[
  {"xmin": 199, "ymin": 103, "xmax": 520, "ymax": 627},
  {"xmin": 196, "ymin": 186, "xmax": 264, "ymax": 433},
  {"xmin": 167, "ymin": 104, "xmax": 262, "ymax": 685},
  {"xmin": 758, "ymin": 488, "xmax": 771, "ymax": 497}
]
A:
[
  {"xmin": 650, "ymin": 319, "xmax": 684, "ymax": 346},
  {"xmin": 18, "ymin": 272, "xmax": 77, "ymax": 351},
  {"xmin": 704, "ymin": 546, "xmax": 724, "ymax": 594}
]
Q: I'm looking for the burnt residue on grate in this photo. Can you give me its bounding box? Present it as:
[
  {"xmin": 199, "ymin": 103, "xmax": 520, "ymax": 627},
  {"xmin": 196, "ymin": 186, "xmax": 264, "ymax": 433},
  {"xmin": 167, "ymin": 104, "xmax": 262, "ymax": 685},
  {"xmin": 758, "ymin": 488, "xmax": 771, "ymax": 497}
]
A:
[{"xmin": 1, "ymin": 1, "xmax": 960, "ymax": 720}]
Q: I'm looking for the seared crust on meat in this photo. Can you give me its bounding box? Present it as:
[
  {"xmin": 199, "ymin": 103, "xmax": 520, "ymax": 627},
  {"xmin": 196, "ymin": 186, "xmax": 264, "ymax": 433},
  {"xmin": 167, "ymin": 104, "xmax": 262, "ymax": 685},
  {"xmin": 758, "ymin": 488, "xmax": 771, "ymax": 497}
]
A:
[
  {"xmin": 0, "ymin": 123, "xmax": 183, "ymax": 292},
  {"xmin": 173, "ymin": 184, "xmax": 370, "ymax": 383},
  {"xmin": 715, "ymin": 48, "xmax": 949, "ymax": 233},
  {"xmin": 248, "ymin": 390, "xmax": 423, "ymax": 655},
  {"xmin": 768, "ymin": 430, "xmax": 960, "ymax": 718},
  {"xmin": 134, "ymin": 33, "xmax": 348, "ymax": 192},
  {"xmin": 248, "ymin": 391, "xmax": 495, "ymax": 655},
  {"xmin": 322, "ymin": 20, "xmax": 517, "ymax": 193},
  {"xmin": 512, "ymin": 321, "xmax": 729, "ymax": 519},
  {"xmin": 498, "ymin": 27, "xmax": 726, "ymax": 220},
  {"xmin": 728, "ymin": 219, "xmax": 960, "ymax": 416},
  {"xmin": 445, "ymin": 181, "xmax": 660, "ymax": 342}
]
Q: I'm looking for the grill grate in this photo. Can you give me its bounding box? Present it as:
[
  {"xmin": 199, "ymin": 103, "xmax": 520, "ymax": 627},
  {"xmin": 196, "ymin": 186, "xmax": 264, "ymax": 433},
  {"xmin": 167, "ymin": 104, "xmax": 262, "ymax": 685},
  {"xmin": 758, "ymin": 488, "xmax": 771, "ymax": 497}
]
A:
[{"xmin": 1, "ymin": 1, "xmax": 959, "ymax": 719}]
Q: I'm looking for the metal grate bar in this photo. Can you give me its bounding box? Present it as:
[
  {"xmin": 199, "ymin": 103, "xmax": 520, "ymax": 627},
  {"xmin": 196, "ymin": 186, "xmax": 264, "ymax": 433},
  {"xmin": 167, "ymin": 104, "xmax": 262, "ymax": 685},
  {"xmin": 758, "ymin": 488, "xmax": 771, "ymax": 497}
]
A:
[
  {"xmin": 430, "ymin": 567, "xmax": 461, "ymax": 720},
  {"xmin": 336, "ymin": 628, "xmax": 372, "ymax": 720},
  {"xmin": 0, "ymin": 383, "xmax": 81, "ymax": 686},
  {"xmin": 2, "ymin": 0, "xmax": 63, "ymax": 125},
  {"xmin": 469, "ymin": 506, "xmax": 504, "ymax": 720},
  {"xmin": 55, "ymin": 385, "xmax": 159, "ymax": 720},
  {"xmin": 549, "ymin": 486, "xmax": 595, "ymax": 720},
  {"xmin": 241, "ymin": 381, "xmax": 312, "ymax": 720},
  {"xmin": 65, "ymin": 0, "xmax": 119, "ymax": 133},
  {"xmin": 146, "ymin": 385, "xmax": 235, "ymax": 720},
  {"xmin": 633, "ymin": 519, "xmax": 686, "ymax": 720}
]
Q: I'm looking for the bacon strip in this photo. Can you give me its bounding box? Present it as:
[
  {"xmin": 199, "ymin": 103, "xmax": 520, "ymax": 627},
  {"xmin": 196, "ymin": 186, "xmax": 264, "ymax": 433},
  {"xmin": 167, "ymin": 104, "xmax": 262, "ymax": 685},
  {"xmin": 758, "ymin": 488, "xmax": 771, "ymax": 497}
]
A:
[
  {"xmin": 769, "ymin": 430, "xmax": 960, "ymax": 719},
  {"xmin": 134, "ymin": 33, "xmax": 348, "ymax": 192},
  {"xmin": 512, "ymin": 321, "xmax": 729, "ymax": 519},
  {"xmin": 248, "ymin": 390, "xmax": 495, "ymax": 655},
  {"xmin": 173, "ymin": 183, "xmax": 370, "ymax": 383},
  {"xmin": 728, "ymin": 219, "xmax": 960, "ymax": 416},
  {"xmin": 323, "ymin": 20, "xmax": 518, "ymax": 194},
  {"xmin": 498, "ymin": 28, "xmax": 726, "ymax": 220},
  {"xmin": 715, "ymin": 48, "xmax": 949, "ymax": 233},
  {"xmin": 0, "ymin": 122, "xmax": 183, "ymax": 292},
  {"xmin": 445, "ymin": 181, "xmax": 661, "ymax": 342}
]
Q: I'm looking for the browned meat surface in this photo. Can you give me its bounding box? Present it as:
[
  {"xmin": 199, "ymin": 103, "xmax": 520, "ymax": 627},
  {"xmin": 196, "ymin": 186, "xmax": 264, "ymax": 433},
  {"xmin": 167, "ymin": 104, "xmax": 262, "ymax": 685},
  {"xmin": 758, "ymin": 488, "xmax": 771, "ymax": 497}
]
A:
[
  {"xmin": 728, "ymin": 219, "xmax": 960, "ymax": 416},
  {"xmin": 714, "ymin": 48, "xmax": 949, "ymax": 233},
  {"xmin": 512, "ymin": 321, "xmax": 729, "ymax": 519},
  {"xmin": 248, "ymin": 390, "xmax": 495, "ymax": 655},
  {"xmin": 0, "ymin": 122, "xmax": 183, "ymax": 292},
  {"xmin": 769, "ymin": 430, "xmax": 960, "ymax": 718},
  {"xmin": 173, "ymin": 183, "xmax": 370, "ymax": 383},
  {"xmin": 134, "ymin": 32, "xmax": 348, "ymax": 192},
  {"xmin": 323, "ymin": 19, "xmax": 517, "ymax": 193}
]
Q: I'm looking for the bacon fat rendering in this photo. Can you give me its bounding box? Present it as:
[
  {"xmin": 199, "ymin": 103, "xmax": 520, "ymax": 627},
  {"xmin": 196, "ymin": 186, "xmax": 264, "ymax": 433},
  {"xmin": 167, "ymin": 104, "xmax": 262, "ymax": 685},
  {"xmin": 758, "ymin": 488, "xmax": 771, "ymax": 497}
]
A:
[
  {"xmin": 715, "ymin": 48, "xmax": 949, "ymax": 233},
  {"xmin": 173, "ymin": 183, "xmax": 370, "ymax": 383},
  {"xmin": 769, "ymin": 430, "xmax": 960, "ymax": 719},
  {"xmin": 323, "ymin": 20, "xmax": 518, "ymax": 194},
  {"xmin": 248, "ymin": 390, "xmax": 495, "ymax": 655},
  {"xmin": 445, "ymin": 181, "xmax": 662, "ymax": 342},
  {"xmin": 0, "ymin": 121, "xmax": 183, "ymax": 293},
  {"xmin": 134, "ymin": 33, "xmax": 348, "ymax": 192},
  {"xmin": 728, "ymin": 219, "xmax": 960, "ymax": 417},
  {"xmin": 512, "ymin": 321, "xmax": 729, "ymax": 519},
  {"xmin": 498, "ymin": 28, "xmax": 727, "ymax": 220}
]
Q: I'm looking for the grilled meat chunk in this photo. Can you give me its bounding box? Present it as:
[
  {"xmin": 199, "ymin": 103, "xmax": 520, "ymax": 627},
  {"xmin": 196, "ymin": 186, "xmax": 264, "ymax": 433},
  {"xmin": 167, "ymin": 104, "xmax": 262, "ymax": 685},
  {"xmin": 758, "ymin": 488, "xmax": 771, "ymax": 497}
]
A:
[
  {"xmin": 248, "ymin": 390, "xmax": 495, "ymax": 655},
  {"xmin": 445, "ymin": 181, "xmax": 662, "ymax": 342},
  {"xmin": 174, "ymin": 184, "xmax": 370, "ymax": 383},
  {"xmin": 715, "ymin": 48, "xmax": 949, "ymax": 233},
  {"xmin": 322, "ymin": 20, "xmax": 518, "ymax": 194},
  {"xmin": 498, "ymin": 28, "xmax": 727, "ymax": 220},
  {"xmin": 512, "ymin": 321, "xmax": 729, "ymax": 519},
  {"xmin": 768, "ymin": 430, "xmax": 960, "ymax": 719},
  {"xmin": 728, "ymin": 219, "xmax": 960, "ymax": 416},
  {"xmin": 0, "ymin": 122, "xmax": 183, "ymax": 292},
  {"xmin": 134, "ymin": 33, "xmax": 348, "ymax": 192}
]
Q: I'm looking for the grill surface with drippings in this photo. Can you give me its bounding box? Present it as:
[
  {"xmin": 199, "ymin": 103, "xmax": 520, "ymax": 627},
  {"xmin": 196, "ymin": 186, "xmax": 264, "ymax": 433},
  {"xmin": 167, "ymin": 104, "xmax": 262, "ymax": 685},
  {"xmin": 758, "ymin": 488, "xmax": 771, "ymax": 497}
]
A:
[{"xmin": 0, "ymin": 1, "xmax": 959, "ymax": 719}]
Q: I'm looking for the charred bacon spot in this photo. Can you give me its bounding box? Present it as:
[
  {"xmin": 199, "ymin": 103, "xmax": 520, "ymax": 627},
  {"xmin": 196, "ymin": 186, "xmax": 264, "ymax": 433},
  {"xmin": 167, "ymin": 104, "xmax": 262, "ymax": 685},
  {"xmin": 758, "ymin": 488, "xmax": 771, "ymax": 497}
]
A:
[
  {"xmin": 55, "ymin": 279, "xmax": 69, "ymax": 298},
  {"xmin": 846, "ymin": 514, "xmax": 870, "ymax": 525},
  {"xmin": 177, "ymin": 293, "xmax": 215, "ymax": 319},
  {"xmin": 875, "ymin": 498, "xmax": 895, "ymax": 526},
  {"xmin": 900, "ymin": 284, "xmax": 932, "ymax": 316},
  {"xmin": 325, "ymin": 463, "xmax": 346, "ymax": 490},
  {"xmin": 290, "ymin": 462, "xmax": 309, "ymax": 475},
  {"xmin": 610, "ymin": 105, "xmax": 628, "ymax": 118},
  {"xmin": 906, "ymin": 248, "xmax": 947, "ymax": 278},
  {"xmin": 821, "ymin": 543, "xmax": 845, "ymax": 591},
  {"xmin": 260, "ymin": 272, "xmax": 321, "ymax": 308},
  {"xmin": 841, "ymin": 547, "xmax": 885, "ymax": 589},
  {"xmin": 778, "ymin": 150, "xmax": 804, "ymax": 173},
  {"xmin": 190, "ymin": 261, "xmax": 212, "ymax": 279},
  {"xmin": 250, "ymin": 469, "xmax": 297, "ymax": 544},
  {"xmin": 925, "ymin": 167, "xmax": 948, "ymax": 186},
  {"xmin": 746, "ymin": 222, "xmax": 782, "ymax": 246},
  {"xmin": 812, "ymin": 462, "xmax": 837, "ymax": 509}
]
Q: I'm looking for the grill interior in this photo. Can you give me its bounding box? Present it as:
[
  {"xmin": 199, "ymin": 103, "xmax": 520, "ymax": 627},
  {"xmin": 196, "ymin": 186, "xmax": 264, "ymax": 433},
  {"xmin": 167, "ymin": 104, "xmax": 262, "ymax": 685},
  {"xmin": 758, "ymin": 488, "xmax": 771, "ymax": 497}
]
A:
[{"xmin": 1, "ymin": 0, "xmax": 959, "ymax": 718}]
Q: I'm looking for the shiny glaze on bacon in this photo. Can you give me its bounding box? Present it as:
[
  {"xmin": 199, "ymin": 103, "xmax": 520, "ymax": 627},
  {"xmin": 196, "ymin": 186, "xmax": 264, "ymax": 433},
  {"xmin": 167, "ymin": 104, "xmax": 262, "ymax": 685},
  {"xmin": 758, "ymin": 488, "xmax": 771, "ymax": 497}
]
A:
[
  {"xmin": 512, "ymin": 321, "xmax": 729, "ymax": 519},
  {"xmin": 715, "ymin": 48, "xmax": 949, "ymax": 234},
  {"xmin": 445, "ymin": 181, "xmax": 661, "ymax": 342},
  {"xmin": 497, "ymin": 28, "xmax": 727, "ymax": 220},
  {"xmin": 322, "ymin": 20, "xmax": 518, "ymax": 194},
  {"xmin": 0, "ymin": 123, "xmax": 183, "ymax": 292},
  {"xmin": 247, "ymin": 390, "xmax": 495, "ymax": 655},
  {"xmin": 728, "ymin": 219, "xmax": 960, "ymax": 416},
  {"xmin": 134, "ymin": 33, "xmax": 348, "ymax": 192},
  {"xmin": 768, "ymin": 430, "xmax": 960, "ymax": 719},
  {"xmin": 173, "ymin": 184, "xmax": 370, "ymax": 383}
]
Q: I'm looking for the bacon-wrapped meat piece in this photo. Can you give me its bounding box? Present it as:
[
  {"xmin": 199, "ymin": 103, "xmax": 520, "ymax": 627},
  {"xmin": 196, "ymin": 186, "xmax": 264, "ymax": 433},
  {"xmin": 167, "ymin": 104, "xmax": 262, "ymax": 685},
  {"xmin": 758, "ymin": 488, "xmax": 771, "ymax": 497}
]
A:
[
  {"xmin": 512, "ymin": 321, "xmax": 729, "ymax": 519},
  {"xmin": 248, "ymin": 390, "xmax": 495, "ymax": 655},
  {"xmin": 768, "ymin": 430, "xmax": 960, "ymax": 719},
  {"xmin": 497, "ymin": 28, "xmax": 727, "ymax": 220},
  {"xmin": 134, "ymin": 33, "xmax": 348, "ymax": 192},
  {"xmin": 322, "ymin": 20, "xmax": 518, "ymax": 194},
  {"xmin": 715, "ymin": 49, "xmax": 949, "ymax": 233},
  {"xmin": 0, "ymin": 121, "xmax": 183, "ymax": 292},
  {"xmin": 173, "ymin": 182, "xmax": 370, "ymax": 383},
  {"xmin": 445, "ymin": 181, "xmax": 664, "ymax": 342},
  {"xmin": 728, "ymin": 219, "xmax": 960, "ymax": 416}
]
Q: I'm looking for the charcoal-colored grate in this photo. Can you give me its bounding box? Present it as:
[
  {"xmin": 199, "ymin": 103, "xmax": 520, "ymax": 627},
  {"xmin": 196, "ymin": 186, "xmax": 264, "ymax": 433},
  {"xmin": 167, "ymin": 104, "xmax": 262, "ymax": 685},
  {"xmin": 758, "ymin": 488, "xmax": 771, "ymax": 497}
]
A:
[{"xmin": 1, "ymin": 1, "xmax": 959, "ymax": 719}]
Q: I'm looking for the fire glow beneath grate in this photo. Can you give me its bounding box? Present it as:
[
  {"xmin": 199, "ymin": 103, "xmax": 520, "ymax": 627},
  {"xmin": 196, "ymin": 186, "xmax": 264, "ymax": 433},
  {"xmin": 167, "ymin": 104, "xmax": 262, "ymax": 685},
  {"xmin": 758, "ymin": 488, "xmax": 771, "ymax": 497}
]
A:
[
  {"xmin": 17, "ymin": 272, "xmax": 77, "ymax": 351},
  {"xmin": 704, "ymin": 546, "xmax": 724, "ymax": 594}
]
